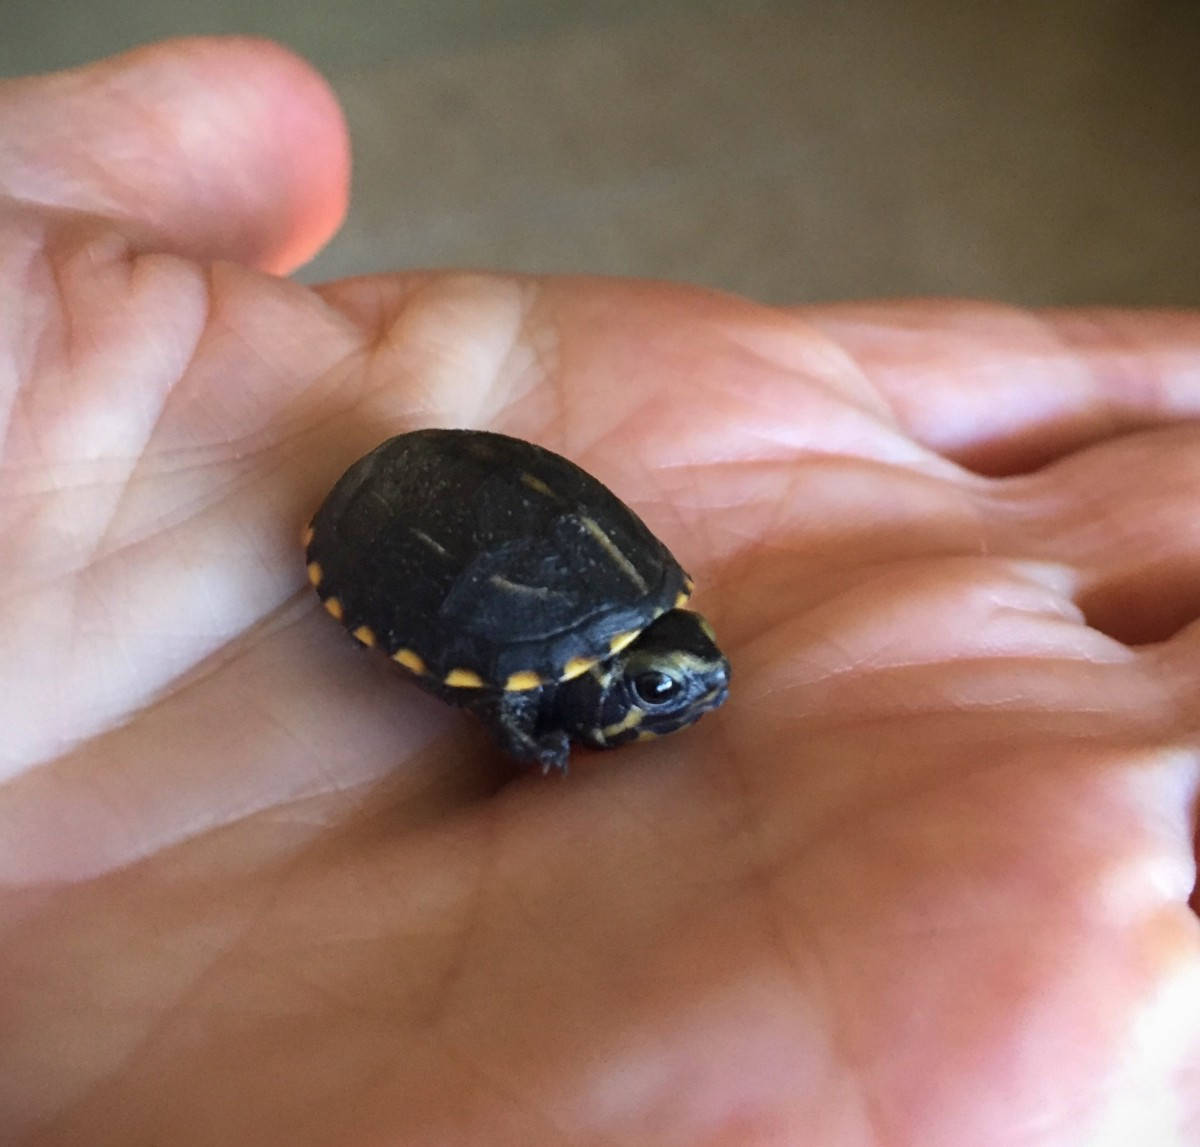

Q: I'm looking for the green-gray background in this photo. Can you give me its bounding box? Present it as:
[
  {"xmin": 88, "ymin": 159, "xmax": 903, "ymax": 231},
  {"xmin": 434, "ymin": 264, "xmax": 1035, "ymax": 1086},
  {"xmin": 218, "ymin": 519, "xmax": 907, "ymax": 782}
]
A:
[{"xmin": 5, "ymin": 0, "xmax": 1197, "ymax": 303}]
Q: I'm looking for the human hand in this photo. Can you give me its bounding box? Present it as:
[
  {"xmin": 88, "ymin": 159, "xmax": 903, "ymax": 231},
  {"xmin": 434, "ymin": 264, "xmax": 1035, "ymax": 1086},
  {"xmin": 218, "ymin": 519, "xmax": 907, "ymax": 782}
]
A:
[{"xmin": 3, "ymin": 38, "xmax": 1198, "ymax": 1147}]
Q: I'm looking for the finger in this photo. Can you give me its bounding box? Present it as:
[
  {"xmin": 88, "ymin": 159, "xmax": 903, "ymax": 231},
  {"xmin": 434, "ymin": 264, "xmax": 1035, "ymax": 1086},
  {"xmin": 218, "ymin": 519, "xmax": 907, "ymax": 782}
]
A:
[
  {"xmin": 0, "ymin": 37, "xmax": 348, "ymax": 273},
  {"xmin": 985, "ymin": 423, "xmax": 1200, "ymax": 645},
  {"xmin": 803, "ymin": 301, "xmax": 1200, "ymax": 476}
]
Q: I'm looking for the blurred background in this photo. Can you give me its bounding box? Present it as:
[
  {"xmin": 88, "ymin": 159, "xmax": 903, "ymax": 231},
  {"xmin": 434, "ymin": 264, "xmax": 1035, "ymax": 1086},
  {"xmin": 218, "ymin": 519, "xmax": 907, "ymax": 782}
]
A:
[{"xmin": 3, "ymin": 0, "xmax": 1197, "ymax": 304}]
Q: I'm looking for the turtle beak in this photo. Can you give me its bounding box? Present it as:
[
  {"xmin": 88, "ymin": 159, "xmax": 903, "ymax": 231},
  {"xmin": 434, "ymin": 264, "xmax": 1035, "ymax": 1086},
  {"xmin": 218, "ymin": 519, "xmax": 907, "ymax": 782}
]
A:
[
  {"xmin": 683, "ymin": 658, "xmax": 730, "ymax": 725},
  {"xmin": 702, "ymin": 659, "xmax": 731, "ymax": 710}
]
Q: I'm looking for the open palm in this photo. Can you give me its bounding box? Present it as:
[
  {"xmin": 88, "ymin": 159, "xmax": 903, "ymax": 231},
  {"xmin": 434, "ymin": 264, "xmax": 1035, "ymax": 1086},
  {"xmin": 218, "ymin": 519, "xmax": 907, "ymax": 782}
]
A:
[{"xmin": 3, "ymin": 39, "xmax": 1198, "ymax": 1147}]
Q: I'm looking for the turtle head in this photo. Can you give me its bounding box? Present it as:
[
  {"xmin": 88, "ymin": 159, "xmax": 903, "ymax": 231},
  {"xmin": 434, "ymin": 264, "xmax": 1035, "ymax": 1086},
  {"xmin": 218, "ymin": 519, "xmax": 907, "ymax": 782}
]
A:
[{"xmin": 560, "ymin": 609, "xmax": 730, "ymax": 751}]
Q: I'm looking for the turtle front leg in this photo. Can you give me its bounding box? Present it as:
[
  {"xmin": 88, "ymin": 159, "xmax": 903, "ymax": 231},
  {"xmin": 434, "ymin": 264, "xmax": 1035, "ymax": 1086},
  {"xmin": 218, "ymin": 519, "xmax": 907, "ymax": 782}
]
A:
[{"xmin": 466, "ymin": 689, "xmax": 571, "ymax": 774}]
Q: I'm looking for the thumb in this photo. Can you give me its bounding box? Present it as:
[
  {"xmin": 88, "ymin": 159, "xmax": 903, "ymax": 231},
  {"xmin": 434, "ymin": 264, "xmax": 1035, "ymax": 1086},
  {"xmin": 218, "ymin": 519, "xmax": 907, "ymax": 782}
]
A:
[{"xmin": 0, "ymin": 36, "xmax": 349, "ymax": 274}]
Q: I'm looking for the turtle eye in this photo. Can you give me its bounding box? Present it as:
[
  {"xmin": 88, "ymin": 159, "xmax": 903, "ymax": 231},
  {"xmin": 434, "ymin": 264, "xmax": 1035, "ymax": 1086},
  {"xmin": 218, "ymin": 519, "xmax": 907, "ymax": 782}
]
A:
[{"xmin": 632, "ymin": 670, "xmax": 682, "ymax": 706}]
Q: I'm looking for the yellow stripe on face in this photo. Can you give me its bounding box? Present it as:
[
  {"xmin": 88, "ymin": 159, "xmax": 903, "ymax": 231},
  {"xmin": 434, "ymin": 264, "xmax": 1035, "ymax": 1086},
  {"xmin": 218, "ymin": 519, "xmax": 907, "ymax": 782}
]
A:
[
  {"xmin": 307, "ymin": 561, "xmax": 323, "ymax": 587},
  {"xmin": 601, "ymin": 708, "xmax": 643, "ymax": 739},
  {"xmin": 392, "ymin": 648, "xmax": 426, "ymax": 674},
  {"xmin": 445, "ymin": 668, "xmax": 485, "ymax": 688},
  {"xmin": 323, "ymin": 597, "xmax": 344, "ymax": 621},
  {"xmin": 504, "ymin": 670, "xmax": 542, "ymax": 691},
  {"xmin": 589, "ymin": 662, "xmax": 616, "ymax": 690},
  {"xmin": 352, "ymin": 625, "xmax": 376, "ymax": 647},
  {"xmin": 302, "ymin": 524, "xmax": 315, "ymax": 547}
]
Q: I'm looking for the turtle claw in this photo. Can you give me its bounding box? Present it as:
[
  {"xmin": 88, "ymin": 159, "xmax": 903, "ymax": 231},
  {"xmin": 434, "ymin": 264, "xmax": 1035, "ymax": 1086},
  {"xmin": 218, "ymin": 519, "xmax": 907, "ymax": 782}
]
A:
[{"xmin": 534, "ymin": 731, "xmax": 571, "ymax": 775}]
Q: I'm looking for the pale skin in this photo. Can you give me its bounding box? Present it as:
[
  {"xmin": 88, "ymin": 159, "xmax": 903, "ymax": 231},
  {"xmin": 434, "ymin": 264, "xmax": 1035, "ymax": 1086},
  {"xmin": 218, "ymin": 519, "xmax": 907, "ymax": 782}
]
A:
[{"xmin": 2, "ymin": 37, "xmax": 1199, "ymax": 1147}]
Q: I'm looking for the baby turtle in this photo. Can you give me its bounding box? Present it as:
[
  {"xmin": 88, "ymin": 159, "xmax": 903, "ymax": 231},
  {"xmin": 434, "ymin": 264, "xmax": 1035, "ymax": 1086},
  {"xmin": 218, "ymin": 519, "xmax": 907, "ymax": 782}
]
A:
[{"xmin": 305, "ymin": 428, "xmax": 730, "ymax": 772}]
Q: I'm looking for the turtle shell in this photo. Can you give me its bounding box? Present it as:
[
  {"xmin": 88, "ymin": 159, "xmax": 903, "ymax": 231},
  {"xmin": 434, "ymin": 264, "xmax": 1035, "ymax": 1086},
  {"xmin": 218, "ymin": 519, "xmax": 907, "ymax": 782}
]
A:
[{"xmin": 305, "ymin": 429, "xmax": 691, "ymax": 690}]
